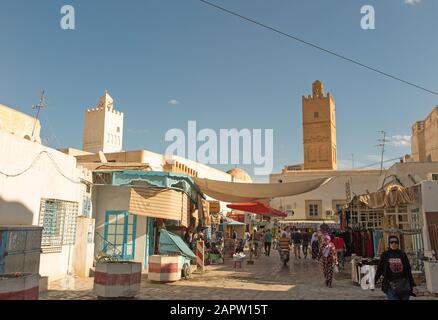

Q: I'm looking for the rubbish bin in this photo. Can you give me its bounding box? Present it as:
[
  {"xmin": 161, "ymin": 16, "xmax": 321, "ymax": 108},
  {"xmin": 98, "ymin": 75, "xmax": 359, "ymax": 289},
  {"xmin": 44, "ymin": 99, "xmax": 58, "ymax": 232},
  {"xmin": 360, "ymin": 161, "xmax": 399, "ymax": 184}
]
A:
[{"xmin": 424, "ymin": 260, "xmax": 438, "ymax": 294}]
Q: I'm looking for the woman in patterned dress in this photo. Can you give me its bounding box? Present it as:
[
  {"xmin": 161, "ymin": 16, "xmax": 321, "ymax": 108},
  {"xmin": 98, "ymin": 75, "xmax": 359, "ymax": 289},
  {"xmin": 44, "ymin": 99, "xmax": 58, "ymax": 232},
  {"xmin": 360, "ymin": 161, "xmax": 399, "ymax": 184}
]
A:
[{"xmin": 318, "ymin": 235, "xmax": 339, "ymax": 288}]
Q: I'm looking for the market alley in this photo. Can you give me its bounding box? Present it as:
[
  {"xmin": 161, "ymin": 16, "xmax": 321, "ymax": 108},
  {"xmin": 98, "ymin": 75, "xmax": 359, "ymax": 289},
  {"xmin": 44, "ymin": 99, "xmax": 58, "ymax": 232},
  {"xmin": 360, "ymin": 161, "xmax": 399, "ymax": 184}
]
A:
[{"xmin": 40, "ymin": 250, "xmax": 435, "ymax": 300}]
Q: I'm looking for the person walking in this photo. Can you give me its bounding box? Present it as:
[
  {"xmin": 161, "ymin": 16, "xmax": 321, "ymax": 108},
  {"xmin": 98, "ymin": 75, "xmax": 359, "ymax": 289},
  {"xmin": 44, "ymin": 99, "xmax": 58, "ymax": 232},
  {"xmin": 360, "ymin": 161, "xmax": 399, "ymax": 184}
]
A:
[
  {"xmin": 264, "ymin": 229, "xmax": 273, "ymax": 256},
  {"xmin": 311, "ymin": 230, "xmax": 319, "ymax": 260},
  {"xmin": 245, "ymin": 230, "xmax": 251, "ymax": 249},
  {"xmin": 374, "ymin": 235, "xmax": 418, "ymax": 300},
  {"xmin": 260, "ymin": 231, "xmax": 266, "ymax": 255},
  {"xmin": 317, "ymin": 235, "xmax": 338, "ymax": 288},
  {"xmin": 301, "ymin": 229, "xmax": 310, "ymax": 259},
  {"xmin": 333, "ymin": 234, "xmax": 346, "ymax": 271},
  {"xmin": 292, "ymin": 229, "xmax": 302, "ymax": 259},
  {"xmin": 252, "ymin": 229, "xmax": 261, "ymax": 258}
]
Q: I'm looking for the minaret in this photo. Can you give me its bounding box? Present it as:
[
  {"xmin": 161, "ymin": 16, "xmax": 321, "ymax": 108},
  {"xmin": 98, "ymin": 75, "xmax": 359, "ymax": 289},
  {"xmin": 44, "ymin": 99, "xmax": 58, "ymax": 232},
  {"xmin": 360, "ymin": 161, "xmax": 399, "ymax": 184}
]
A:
[
  {"xmin": 83, "ymin": 91, "xmax": 124, "ymax": 154},
  {"xmin": 302, "ymin": 80, "xmax": 337, "ymax": 170}
]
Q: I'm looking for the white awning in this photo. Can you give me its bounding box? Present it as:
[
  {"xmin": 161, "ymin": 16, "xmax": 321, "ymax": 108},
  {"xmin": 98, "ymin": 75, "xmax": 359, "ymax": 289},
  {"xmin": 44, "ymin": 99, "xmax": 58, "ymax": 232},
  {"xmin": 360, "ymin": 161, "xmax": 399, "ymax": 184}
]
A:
[{"xmin": 194, "ymin": 177, "xmax": 332, "ymax": 203}]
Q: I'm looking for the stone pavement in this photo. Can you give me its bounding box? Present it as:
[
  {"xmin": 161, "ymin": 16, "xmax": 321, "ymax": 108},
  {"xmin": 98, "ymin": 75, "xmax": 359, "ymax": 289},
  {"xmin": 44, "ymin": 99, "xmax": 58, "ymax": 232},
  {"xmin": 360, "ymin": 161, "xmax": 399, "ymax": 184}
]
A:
[{"xmin": 40, "ymin": 251, "xmax": 437, "ymax": 300}]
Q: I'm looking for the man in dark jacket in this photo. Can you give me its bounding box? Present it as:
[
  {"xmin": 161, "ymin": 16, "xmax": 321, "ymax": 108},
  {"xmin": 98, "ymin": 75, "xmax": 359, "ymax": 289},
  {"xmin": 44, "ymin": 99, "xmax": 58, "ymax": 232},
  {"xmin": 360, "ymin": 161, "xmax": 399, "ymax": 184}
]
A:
[
  {"xmin": 374, "ymin": 235, "xmax": 417, "ymax": 300},
  {"xmin": 301, "ymin": 230, "xmax": 310, "ymax": 259},
  {"xmin": 292, "ymin": 230, "xmax": 302, "ymax": 259}
]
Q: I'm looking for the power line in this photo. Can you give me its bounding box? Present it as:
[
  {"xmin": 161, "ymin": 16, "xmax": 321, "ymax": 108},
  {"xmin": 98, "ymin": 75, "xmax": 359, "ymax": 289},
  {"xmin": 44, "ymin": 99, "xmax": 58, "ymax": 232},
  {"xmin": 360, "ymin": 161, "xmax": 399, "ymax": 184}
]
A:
[
  {"xmin": 0, "ymin": 150, "xmax": 84, "ymax": 184},
  {"xmin": 355, "ymin": 156, "xmax": 403, "ymax": 169},
  {"xmin": 197, "ymin": 0, "xmax": 438, "ymax": 96}
]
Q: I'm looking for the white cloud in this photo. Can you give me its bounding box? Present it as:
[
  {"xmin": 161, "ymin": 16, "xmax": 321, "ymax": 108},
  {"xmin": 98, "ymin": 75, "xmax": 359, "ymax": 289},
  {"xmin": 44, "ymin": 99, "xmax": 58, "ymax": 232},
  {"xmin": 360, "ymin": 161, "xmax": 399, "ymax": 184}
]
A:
[
  {"xmin": 404, "ymin": 0, "xmax": 421, "ymax": 5},
  {"xmin": 390, "ymin": 135, "xmax": 411, "ymax": 147},
  {"xmin": 168, "ymin": 99, "xmax": 179, "ymax": 105}
]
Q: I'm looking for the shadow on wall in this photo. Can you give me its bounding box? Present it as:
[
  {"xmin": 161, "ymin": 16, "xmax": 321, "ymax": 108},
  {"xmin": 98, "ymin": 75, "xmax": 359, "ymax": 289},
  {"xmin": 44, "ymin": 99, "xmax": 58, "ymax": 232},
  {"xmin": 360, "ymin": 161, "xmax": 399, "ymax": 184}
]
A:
[{"xmin": 0, "ymin": 197, "xmax": 34, "ymax": 225}]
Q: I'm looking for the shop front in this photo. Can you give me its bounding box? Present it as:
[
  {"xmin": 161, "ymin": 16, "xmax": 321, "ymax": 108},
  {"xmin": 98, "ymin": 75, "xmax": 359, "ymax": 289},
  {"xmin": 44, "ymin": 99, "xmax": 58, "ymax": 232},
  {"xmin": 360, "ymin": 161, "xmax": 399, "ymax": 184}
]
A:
[{"xmin": 92, "ymin": 171, "xmax": 204, "ymax": 272}]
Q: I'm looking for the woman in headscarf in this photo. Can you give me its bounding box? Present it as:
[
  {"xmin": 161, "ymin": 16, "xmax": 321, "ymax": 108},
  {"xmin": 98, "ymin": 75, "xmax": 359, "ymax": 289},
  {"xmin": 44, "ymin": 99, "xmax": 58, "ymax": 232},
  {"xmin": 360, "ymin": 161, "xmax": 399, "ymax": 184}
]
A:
[
  {"xmin": 318, "ymin": 235, "xmax": 339, "ymax": 288},
  {"xmin": 311, "ymin": 230, "xmax": 319, "ymax": 260}
]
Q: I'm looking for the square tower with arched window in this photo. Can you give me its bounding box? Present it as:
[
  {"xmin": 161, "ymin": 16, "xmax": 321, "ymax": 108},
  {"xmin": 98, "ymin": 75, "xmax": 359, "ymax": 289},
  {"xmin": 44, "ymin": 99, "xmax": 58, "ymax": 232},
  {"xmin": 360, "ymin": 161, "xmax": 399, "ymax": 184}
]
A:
[
  {"xmin": 83, "ymin": 91, "xmax": 124, "ymax": 154},
  {"xmin": 302, "ymin": 80, "xmax": 337, "ymax": 170}
]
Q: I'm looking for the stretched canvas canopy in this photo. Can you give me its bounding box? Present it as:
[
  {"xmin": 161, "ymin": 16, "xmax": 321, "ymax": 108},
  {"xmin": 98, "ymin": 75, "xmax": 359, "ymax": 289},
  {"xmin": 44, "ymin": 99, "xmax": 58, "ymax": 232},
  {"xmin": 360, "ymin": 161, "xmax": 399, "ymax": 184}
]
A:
[
  {"xmin": 194, "ymin": 177, "xmax": 332, "ymax": 203},
  {"xmin": 159, "ymin": 229, "xmax": 197, "ymax": 260},
  {"xmin": 221, "ymin": 220, "xmax": 246, "ymax": 226},
  {"xmin": 227, "ymin": 202, "xmax": 287, "ymax": 217}
]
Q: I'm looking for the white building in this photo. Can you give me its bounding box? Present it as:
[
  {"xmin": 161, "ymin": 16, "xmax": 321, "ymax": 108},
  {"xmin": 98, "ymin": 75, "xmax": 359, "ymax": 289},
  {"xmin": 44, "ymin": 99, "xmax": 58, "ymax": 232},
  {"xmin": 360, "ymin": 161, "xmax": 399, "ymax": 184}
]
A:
[
  {"xmin": 0, "ymin": 107, "xmax": 94, "ymax": 284},
  {"xmin": 270, "ymin": 166, "xmax": 382, "ymax": 223}
]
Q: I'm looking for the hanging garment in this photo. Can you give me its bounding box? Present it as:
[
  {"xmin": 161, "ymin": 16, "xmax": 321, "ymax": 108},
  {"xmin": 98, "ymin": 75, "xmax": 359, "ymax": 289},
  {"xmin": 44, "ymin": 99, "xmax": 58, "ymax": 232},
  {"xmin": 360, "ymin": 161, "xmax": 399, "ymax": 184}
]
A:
[
  {"xmin": 366, "ymin": 230, "xmax": 374, "ymax": 258},
  {"xmin": 373, "ymin": 230, "xmax": 383, "ymax": 257},
  {"xmin": 345, "ymin": 231, "xmax": 353, "ymax": 256},
  {"xmin": 362, "ymin": 231, "xmax": 367, "ymax": 257}
]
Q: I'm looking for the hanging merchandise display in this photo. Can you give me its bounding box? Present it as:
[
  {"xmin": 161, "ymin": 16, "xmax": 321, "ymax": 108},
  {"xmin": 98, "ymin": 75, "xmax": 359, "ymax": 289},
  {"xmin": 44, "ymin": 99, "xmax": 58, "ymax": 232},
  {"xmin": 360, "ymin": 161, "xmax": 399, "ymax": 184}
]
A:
[{"xmin": 351, "ymin": 255, "xmax": 379, "ymax": 289}]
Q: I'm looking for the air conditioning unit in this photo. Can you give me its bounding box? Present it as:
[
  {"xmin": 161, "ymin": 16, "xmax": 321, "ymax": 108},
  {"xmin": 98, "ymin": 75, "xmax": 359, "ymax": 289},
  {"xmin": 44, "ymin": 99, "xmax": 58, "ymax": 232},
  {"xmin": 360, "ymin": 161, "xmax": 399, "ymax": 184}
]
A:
[{"xmin": 427, "ymin": 173, "xmax": 438, "ymax": 181}]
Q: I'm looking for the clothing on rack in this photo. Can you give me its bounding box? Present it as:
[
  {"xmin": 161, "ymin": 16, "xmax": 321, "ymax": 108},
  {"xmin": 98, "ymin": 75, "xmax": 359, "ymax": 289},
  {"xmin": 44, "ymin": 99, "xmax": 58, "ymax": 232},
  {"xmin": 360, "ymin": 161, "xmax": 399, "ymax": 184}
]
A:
[{"xmin": 373, "ymin": 230, "xmax": 383, "ymax": 257}]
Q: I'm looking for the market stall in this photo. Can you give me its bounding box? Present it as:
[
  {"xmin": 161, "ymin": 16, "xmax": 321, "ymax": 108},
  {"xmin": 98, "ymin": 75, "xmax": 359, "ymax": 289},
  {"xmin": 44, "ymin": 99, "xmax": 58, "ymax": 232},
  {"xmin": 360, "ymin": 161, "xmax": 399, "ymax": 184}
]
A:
[
  {"xmin": 221, "ymin": 220, "xmax": 246, "ymax": 239},
  {"xmin": 343, "ymin": 183, "xmax": 427, "ymax": 290}
]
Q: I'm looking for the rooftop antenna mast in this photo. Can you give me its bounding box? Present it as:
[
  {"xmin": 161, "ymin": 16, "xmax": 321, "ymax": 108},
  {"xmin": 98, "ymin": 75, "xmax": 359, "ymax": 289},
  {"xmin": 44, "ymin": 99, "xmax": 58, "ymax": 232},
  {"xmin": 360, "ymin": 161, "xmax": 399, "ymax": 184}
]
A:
[
  {"xmin": 377, "ymin": 130, "xmax": 389, "ymax": 175},
  {"xmin": 32, "ymin": 90, "xmax": 47, "ymax": 138}
]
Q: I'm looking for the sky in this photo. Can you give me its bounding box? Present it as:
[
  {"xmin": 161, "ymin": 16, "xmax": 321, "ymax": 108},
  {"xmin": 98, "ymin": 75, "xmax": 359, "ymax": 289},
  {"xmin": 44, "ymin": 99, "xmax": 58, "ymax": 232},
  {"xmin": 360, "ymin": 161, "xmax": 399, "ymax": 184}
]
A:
[{"xmin": 1, "ymin": 0, "xmax": 437, "ymax": 181}]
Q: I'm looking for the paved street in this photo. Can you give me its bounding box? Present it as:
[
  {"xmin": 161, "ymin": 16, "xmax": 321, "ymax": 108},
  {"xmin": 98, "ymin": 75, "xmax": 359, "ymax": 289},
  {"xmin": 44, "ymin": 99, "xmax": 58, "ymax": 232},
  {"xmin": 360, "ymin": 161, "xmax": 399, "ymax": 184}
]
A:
[{"xmin": 40, "ymin": 250, "xmax": 437, "ymax": 300}]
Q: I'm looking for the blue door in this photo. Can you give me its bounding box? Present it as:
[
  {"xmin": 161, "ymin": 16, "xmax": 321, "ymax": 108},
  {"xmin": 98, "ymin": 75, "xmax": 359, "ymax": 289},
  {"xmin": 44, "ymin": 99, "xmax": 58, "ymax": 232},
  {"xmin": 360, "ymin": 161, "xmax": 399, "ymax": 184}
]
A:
[
  {"xmin": 144, "ymin": 217, "xmax": 155, "ymax": 269},
  {"xmin": 104, "ymin": 211, "xmax": 137, "ymax": 260}
]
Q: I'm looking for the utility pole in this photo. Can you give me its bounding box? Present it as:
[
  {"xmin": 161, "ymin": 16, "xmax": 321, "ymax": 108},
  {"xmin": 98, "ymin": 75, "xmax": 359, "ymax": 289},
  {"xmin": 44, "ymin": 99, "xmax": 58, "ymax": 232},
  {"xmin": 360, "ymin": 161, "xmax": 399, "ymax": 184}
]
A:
[
  {"xmin": 32, "ymin": 90, "xmax": 47, "ymax": 138},
  {"xmin": 351, "ymin": 153, "xmax": 354, "ymax": 169},
  {"xmin": 377, "ymin": 130, "xmax": 388, "ymax": 175}
]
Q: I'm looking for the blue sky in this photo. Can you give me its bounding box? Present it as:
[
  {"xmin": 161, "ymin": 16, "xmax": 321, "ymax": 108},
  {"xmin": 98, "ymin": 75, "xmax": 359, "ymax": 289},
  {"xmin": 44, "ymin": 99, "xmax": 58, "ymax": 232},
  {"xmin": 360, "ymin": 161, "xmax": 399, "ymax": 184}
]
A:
[{"xmin": 1, "ymin": 0, "xmax": 437, "ymax": 180}]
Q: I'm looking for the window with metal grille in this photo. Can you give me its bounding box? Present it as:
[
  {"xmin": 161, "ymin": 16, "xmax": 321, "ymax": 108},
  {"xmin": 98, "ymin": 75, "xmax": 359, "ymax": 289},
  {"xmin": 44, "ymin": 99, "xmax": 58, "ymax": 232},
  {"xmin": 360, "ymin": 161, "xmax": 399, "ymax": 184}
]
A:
[
  {"xmin": 39, "ymin": 199, "xmax": 78, "ymax": 252},
  {"xmin": 63, "ymin": 202, "xmax": 78, "ymax": 245}
]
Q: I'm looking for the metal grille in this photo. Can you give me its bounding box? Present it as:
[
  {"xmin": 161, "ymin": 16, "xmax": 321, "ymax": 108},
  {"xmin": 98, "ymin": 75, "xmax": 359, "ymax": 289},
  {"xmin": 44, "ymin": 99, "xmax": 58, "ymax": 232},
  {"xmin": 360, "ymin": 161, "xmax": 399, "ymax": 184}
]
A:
[
  {"xmin": 39, "ymin": 199, "xmax": 78, "ymax": 252},
  {"xmin": 63, "ymin": 202, "xmax": 78, "ymax": 245},
  {"xmin": 39, "ymin": 200, "xmax": 64, "ymax": 252}
]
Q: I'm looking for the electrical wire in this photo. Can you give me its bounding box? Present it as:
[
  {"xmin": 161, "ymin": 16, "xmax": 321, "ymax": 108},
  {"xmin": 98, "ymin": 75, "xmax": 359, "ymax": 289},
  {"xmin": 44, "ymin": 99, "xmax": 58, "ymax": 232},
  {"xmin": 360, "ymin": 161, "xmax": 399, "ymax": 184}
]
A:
[
  {"xmin": 197, "ymin": 0, "xmax": 438, "ymax": 96},
  {"xmin": 354, "ymin": 156, "xmax": 403, "ymax": 169},
  {"xmin": 0, "ymin": 150, "xmax": 84, "ymax": 184}
]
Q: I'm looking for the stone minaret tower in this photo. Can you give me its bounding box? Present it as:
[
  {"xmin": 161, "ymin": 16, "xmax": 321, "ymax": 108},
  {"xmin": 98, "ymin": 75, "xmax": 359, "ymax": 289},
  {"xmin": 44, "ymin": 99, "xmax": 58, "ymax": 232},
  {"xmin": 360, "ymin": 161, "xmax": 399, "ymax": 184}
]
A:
[
  {"xmin": 302, "ymin": 80, "xmax": 337, "ymax": 170},
  {"xmin": 83, "ymin": 91, "xmax": 124, "ymax": 154}
]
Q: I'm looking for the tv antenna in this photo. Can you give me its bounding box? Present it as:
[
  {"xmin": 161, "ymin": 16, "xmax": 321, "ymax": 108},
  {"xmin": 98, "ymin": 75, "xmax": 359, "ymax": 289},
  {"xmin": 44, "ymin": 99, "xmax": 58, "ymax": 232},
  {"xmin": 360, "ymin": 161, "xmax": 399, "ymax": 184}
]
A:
[
  {"xmin": 32, "ymin": 90, "xmax": 47, "ymax": 138},
  {"xmin": 376, "ymin": 130, "xmax": 389, "ymax": 175}
]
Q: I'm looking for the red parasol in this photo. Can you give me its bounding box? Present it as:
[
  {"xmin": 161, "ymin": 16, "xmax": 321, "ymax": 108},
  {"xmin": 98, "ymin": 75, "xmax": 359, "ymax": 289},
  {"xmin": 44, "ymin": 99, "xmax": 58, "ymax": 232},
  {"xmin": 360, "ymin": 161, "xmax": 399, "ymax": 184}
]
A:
[{"xmin": 227, "ymin": 202, "xmax": 287, "ymax": 218}]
